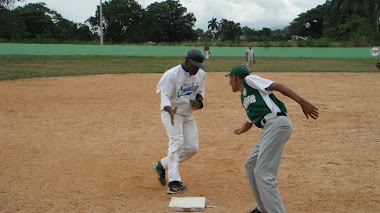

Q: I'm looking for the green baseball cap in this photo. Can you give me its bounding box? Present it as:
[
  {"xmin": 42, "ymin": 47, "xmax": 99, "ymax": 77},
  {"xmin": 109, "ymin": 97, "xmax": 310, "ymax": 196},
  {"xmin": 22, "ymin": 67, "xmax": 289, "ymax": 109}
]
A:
[{"xmin": 225, "ymin": 64, "xmax": 250, "ymax": 78}]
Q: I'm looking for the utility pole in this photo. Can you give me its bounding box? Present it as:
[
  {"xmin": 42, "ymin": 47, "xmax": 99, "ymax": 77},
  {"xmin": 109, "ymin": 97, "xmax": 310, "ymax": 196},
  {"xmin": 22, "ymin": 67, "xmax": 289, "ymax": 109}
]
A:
[
  {"xmin": 99, "ymin": 0, "xmax": 104, "ymax": 45},
  {"xmin": 376, "ymin": 3, "xmax": 379, "ymax": 32}
]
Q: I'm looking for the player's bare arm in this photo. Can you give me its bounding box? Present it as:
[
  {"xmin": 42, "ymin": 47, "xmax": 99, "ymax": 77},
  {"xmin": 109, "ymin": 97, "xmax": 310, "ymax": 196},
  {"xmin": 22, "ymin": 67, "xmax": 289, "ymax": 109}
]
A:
[
  {"xmin": 234, "ymin": 122, "xmax": 253, "ymax": 135},
  {"xmin": 266, "ymin": 82, "xmax": 319, "ymax": 120},
  {"xmin": 164, "ymin": 106, "xmax": 177, "ymax": 125}
]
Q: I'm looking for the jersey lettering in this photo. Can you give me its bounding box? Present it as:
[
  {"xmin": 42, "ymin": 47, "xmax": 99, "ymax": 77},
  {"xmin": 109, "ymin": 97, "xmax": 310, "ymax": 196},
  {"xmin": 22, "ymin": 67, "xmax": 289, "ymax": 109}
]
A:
[
  {"xmin": 178, "ymin": 83, "xmax": 199, "ymax": 97},
  {"xmin": 243, "ymin": 95, "xmax": 256, "ymax": 109}
]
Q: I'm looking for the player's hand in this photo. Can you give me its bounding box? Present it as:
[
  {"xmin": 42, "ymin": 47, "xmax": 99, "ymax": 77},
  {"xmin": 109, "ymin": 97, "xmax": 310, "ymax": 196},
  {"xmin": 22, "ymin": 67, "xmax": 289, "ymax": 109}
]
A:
[
  {"xmin": 190, "ymin": 100, "xmax": 203, "ymax": 110},
  {"xmin": 169, "ymin": 107, "xmax": 177, "ymax": 125},
  {"xmin": 234, "ymin": 122, "xmax": 253, "ymax": 135},
  {"xmin": 300, "ymin": 100, "xmax": 318, "ymax": 120},
  {"xmin": 234, "ymin": 128, "xmax": 242, "ymax": 135}
]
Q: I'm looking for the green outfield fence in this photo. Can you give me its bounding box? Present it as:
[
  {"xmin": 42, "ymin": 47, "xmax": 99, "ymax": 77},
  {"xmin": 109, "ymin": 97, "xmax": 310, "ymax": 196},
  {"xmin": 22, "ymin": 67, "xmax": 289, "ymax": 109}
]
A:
[{"xmin": 0, "ymin": 43, "xmax": 378, "ymax": 58}]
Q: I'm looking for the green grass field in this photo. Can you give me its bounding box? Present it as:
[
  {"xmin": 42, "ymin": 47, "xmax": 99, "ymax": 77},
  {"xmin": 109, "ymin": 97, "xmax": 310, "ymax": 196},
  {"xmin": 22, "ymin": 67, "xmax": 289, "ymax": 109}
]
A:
[{"xmin": 0, "ymin": 55, "xmax": 378, "ymax": 80}]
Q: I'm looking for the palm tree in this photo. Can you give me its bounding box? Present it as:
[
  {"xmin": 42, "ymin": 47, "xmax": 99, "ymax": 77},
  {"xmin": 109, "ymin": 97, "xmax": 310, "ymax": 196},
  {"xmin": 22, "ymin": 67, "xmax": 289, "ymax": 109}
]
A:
[
  {"xmin": 1, "ymin": 0, "xmax": 24, "ymax": 10},
  {"xmin": 208, "ymin": 17, "xmax": 219, "ymax": 41}
]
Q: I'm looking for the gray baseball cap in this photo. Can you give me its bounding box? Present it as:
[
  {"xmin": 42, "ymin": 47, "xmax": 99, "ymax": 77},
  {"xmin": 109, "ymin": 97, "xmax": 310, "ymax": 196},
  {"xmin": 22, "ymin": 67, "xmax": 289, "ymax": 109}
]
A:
[{"xmin": 186, "ymin": 49, "xmax": 206, "ymax": 68}]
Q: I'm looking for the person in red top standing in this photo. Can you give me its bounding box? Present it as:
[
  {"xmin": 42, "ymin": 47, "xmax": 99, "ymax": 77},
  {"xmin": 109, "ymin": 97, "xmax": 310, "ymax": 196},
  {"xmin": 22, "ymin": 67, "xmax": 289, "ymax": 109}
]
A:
[{"xmin": 204, "ymin": 44, "xmax": 210, "ymax": 59}]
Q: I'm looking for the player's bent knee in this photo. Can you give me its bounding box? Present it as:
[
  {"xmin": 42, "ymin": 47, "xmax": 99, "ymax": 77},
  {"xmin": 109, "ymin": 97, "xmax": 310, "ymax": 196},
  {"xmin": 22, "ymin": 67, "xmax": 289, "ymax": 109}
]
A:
[
  {"xmin": 190, "ymin": 144, "xmax": 199, "ymax": 154},
  {"xmin": 254, "ymin": 169, "xmax": 277, "ymax": 184}
]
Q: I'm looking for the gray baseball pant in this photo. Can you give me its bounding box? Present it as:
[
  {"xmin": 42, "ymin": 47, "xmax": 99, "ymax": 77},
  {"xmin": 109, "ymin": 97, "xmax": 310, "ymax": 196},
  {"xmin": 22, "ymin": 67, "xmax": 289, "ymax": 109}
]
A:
[
  {"xmin": 246, "ymin": 58, "xmax": 254, "ymax": 72},
  {"xmin": 245, "ymin": 112, "xmax": 292, "ymax": 213}
]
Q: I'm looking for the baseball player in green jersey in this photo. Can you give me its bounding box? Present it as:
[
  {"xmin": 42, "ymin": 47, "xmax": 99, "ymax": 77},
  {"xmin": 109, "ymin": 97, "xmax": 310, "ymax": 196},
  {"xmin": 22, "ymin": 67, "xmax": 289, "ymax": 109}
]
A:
[{"xmin": 225, "ymin": 65, "xmax": 318, "ymax": 213}]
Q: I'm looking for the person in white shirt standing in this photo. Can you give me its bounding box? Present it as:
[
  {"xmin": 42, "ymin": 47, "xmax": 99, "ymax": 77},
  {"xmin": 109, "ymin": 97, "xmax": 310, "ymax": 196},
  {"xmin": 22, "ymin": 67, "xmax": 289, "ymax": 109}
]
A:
[
  {"xmin": 246, "ymin": 44, "xmax": 255, "ymax": 72},
  {"xmin": 153, "ymin": 49, "xmax": 207, "ymax": 194}
]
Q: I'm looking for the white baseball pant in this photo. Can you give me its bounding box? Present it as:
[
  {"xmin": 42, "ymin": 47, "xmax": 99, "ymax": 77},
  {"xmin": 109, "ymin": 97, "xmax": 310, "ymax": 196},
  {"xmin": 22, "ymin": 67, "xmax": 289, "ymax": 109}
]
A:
[
  {"xmin": 205, "ymin": 51, "xmax": 210, "ymax": 59},
  {"xmin": 160, "ymin": 111, "xmax": 199, "ymax": 182}
]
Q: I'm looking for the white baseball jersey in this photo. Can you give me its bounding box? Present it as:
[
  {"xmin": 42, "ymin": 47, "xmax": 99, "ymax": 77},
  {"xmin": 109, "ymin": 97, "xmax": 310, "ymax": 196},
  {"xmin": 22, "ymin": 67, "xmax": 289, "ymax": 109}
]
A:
[
  {"xmin": 156, "ymin": 64, "xmax": 206, "ymax": 118},
  {"xmin": 246, "ymin": 48, "xmax": 254, "ymax": 58}
]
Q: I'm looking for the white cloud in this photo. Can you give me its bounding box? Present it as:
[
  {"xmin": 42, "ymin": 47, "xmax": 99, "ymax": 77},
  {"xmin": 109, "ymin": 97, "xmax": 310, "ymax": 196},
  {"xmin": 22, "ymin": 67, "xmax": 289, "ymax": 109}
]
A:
[
  {"xmin": 179, "ymin": 0, "xmax": 326, "ymax": 30},
  {"xmin": 16, "ymin": 0, "xmax": 327, "ymax": 30}
]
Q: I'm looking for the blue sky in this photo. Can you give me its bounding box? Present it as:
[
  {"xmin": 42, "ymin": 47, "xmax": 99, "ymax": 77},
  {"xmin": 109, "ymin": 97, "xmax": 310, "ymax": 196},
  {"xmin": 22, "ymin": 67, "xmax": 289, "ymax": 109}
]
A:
[{"xmin": 17, "ymin": 0, "xmax": 327, "ymax": 31}]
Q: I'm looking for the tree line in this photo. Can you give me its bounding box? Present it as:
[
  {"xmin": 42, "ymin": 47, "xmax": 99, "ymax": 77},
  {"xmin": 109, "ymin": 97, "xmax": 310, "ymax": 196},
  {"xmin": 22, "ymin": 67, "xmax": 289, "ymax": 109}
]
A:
[
  {"xmin": 0, "ymin": 1, "xmax": 96, "ymax": 42},
  {"xmin": 0, "ymin": 0, "xmax": 379, "ymax": 46}
]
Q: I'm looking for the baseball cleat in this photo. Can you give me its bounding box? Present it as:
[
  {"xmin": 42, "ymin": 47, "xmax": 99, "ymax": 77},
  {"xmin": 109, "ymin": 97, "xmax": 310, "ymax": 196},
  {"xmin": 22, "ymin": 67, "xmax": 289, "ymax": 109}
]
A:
[
  {"xmin": 247, "ymin": 207, "xmax": 262, "ymax": 213},
  {"xmin": 153, "ymin": 161, "xmax": 166, "ymax": 186},
  {"xmin": 167, "ymin": 181, "xmax": 188, "ymax": 194}
]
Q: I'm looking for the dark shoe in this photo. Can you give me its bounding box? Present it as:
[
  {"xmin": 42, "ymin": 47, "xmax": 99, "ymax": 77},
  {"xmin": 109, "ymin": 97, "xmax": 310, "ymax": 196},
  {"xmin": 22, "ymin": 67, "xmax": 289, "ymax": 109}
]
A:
[
  {"xmin": 167, "ymin": 181, "xmax": 188, "ymax": 194},
  {"xmin": 248, "ymin": 207, "xmax": 262, "ymax": 213},
  {"xmin": 153, "ymin": 161, "xmax": 166, "ymax": 186}
]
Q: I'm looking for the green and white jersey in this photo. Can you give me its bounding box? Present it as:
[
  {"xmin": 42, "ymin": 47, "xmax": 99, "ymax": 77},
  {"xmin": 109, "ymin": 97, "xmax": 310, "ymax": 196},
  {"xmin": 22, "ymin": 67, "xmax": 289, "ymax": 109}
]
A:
[{"xmin": 241, "ymin": 75, "xmax": 287, "ymax": 128}]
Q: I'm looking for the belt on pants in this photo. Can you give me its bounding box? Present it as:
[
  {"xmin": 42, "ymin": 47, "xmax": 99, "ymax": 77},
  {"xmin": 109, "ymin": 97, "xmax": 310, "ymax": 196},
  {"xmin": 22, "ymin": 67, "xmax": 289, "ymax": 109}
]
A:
[{"xmin": 261, "ymin": 112, "xmax": 287, "ymax": 128}]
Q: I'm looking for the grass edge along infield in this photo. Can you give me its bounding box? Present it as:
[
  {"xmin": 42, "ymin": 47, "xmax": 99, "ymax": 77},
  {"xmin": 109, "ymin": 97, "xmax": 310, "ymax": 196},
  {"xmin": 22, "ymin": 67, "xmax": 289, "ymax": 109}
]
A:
[{"xmin": 0, "ymin": 55, "xmax": 378, "ymax": 80}]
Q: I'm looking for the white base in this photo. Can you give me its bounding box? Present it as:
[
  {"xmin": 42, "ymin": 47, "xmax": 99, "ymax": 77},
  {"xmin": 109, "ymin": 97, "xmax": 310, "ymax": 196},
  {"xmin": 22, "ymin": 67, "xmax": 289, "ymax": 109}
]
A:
[{"xmin": 168, "ymin": 197, "xmax": 206, "ymax": 212}]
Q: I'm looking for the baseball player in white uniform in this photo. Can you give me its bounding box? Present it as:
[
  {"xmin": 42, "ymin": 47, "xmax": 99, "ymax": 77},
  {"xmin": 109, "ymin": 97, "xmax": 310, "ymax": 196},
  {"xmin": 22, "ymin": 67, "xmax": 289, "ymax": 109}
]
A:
[
  {"xmin": 246, "ymin": 44, "xmax": 255, "ymax": 72},
  {"xmin": 153, "ymin": 49, "xmax": 206, "ymax": 194}
]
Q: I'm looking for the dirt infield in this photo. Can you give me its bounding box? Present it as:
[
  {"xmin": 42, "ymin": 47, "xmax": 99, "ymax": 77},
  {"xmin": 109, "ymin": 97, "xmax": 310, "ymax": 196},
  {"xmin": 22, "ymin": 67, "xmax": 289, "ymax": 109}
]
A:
[{"xmin": 0, "ymin": 72, "xmax": 379, "ymax": 213}]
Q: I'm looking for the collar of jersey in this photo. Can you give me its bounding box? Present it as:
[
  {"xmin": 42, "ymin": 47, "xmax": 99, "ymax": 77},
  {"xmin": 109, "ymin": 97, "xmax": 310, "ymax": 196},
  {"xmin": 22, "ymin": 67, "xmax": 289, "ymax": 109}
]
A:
[{"xmin": 181, "ymin": 63, "xmax": 190, "ymax": 73}]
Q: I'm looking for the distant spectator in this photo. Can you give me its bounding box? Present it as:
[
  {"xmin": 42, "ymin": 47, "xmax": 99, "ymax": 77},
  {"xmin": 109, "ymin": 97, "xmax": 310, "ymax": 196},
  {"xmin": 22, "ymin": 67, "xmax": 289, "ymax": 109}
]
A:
[
  {"xmin": 204, "ymin": 44, "xmax": 210, "ymax": 59},
  {"xmin": 245, "ymin": 44, "xmax": 255, "ymax": 72}
]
